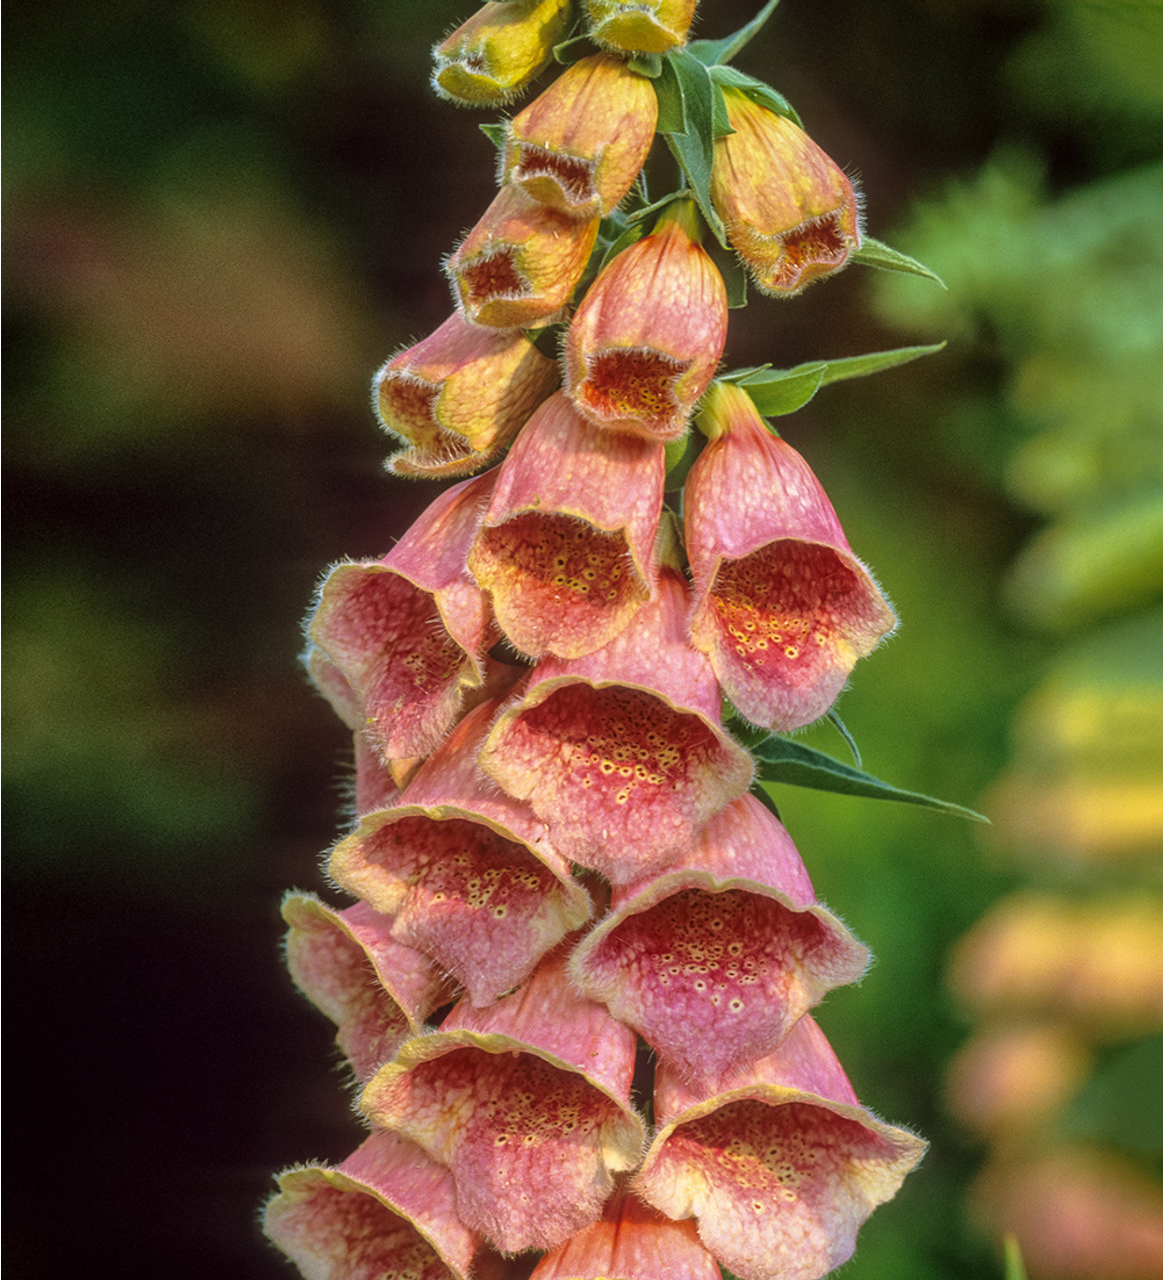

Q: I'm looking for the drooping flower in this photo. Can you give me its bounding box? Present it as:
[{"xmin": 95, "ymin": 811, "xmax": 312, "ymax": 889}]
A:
[
  {"xmin": 635, "ymin": 1016, "xmax": 927, "ymax": 1280},
  {"xmin": 373, "ymin": 313, "xmax": 558, "ymax": 478},
  {"xmin": 467, "ymin": 391, "xmax": 665, "ymax": 659},
  {"xmin": 685, "ymin": 381, "xmax": 896, "ymax": 731},
  {"xmin": 569, "ymin": 794, "xmax": 868, "ymax": 1081},
  {"xmin": 710, "ymin": 87, "xmax": 862, "ymax": 297},
  {"xmin": 530, "ymin": 1184, "xmax": 722, "ymax": 1280},
  {"xmin": 565, "ymin": 200, "xmax": 728, "ymax": 443},
  {"xmin": 478, "ymin": 562, "xmax": 754, "ymax": 882},
  {"xmin": 306, "ymin": 470, "xmax": 503, "ymax": 764},
  {"xmin": 328, "ymin": 697, "xmax": 592, "ymax": 1007},
  {"xmin": 360, "ymin": 945, "xmax": 645, "ymax": 1254},
  {"xmin": 585, "ymin": 0, "xmax": 697, "ymax": 54},
  {"xmin": 445, "ymin": 185, "xmax": 600, "ymax": 329},
  {"xmin": 281, "ymin": 892, "xmax": 457, "ymax": 1082},
  {"xmin": 501, "ymin": 53, "xmax": 658, "ymax": 221},
  {"xmin": 431, "ymin": 0, "xmax": 573, "ymax": 107},
  {"xmin": 264, "ymin": 1130, "xmax": 484, "ymax": 1280}
]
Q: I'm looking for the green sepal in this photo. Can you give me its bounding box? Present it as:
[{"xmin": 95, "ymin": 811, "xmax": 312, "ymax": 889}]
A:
[
  {"xmin": 707, "ymin": 64, "xmax": 802, "ymax": 129},
  {"xmin": 552, "ymin": 32, "xmax": 594, "ymax": 66},
  {"xmin": 687, "ymin": 0, "xmax": 782, "ymax": 66},
  {"xmin": 1003, "ymin": 1236, "xmax": 1030, "ymax": 1280},
  {"xmin": 663, "ymin": 429, "xmax": 704, "ymax": 493},
  {"xmin": 753, "ymin": 736, "xmax": 989, "ymax": 822},
  {"xmin": 825, "ymin": 709, "xmax": 862, "ymax": 767},
  {"xmin": 628, "ymin": 52, "xmax": 664, "ymax": 78},
  {"xmin": 654, "ymin": 51, "xmax": 729, "ymax": 246},
  {"xmin": 479, "ymin": 121, "xmax": 508, "ymax": 151},
  {"xmin": 853, "ymin": 237, "xmax": 947, "ymax": 288},
  {"xmin": 724, "ymin": 343, "xmax": 945, "ymax": 415},
  {"xmin": 706, "ymin": 235, "xmax": 749, "ymax": 308},
  {"xmin": 594, "ymin": 218, "xmax": 648, "ymax": 276}
]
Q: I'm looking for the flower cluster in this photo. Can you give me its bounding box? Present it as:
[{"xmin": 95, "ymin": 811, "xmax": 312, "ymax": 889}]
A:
[{"xmin": 265, "ymin": 5, "xmax": 927, "ymax": 1278}]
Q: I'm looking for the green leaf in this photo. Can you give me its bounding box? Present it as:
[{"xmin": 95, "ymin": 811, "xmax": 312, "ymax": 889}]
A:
[
  {"xmin": 655, "ymin": 51, "xmax": 728, "ymax": 245},
  {"xmin": 663, "ymin": 430, "xmax": 704, "ymax": 493},
  {"xmin": 753, "ymin": 737, "xmax": 989, "ymax": 822},
  {"xmin": 707, "ymin": 64, "xmax": 802, "ymax": 128},
  {"xmin": 853, "ymin": 237, "xmax": 947, "ymax": 288},
  {"xmin": 552, "ymin": 32, "xmax": 593, "ymax": 66},
  {"xmin": 707, "ymin": 236, "xmax": 749, "ymax": 307},
  {"xmin": 737, "ymin": 364, "xmax": 827, "ymax": 416},
  {"xmin": 687, "ymin": 0, "xmax": 782, "ymax": 66},
  {"xmin": 825, "ymin": 710, "xmax": 862, "ymax": 767},
  {"xmin": 726, "ymin": 343, "xmax": 945, "ymax": 415}
]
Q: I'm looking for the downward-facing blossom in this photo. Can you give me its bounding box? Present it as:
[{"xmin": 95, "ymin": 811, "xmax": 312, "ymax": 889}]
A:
[
  {"xmin": 478, "ymin": 563, "xmax": 753, "ymax": 882},
  {"xmin": 306, "ymin": 470, "xmax": 500, "ymax": 763},
  {"xmin": 373, "ymin": 313, "xmax": 558, "ymax": 477},
  {"xmin": 585, "ymin": 0, "xmax": 697, "ymax": 53},
  {"xmin": 445, "ymin": 185, "xmax": 600, "ymax": 329},
  {"xmin": 710, "ymin": 88, "xmax": 862, "ymax": 297},
  {"xmin": 468, "ymin": 391, "xmax": 665, "ymax": 658},
  {"xmin": 501, "ymin": 54, "xmax": 658, "ymax": 220},
  {"xmin": 569, "ymin": 795, "xmax": 868, "ymax": 1081},
  {"xmin": 431, "ymin": 0, "xmax": 572, "ymax": 106},
  {"xmin": 282, "ymin": 892, "xmax": 457, "ymax": 1081},
  {"xmin": 635, "ymin": 1016, "xmax": 927, "ymax": 1280},
  {"xmin": 328, "ymin": 698, "xmax": 592, "ymax": 1006},
  {"xmin": 686, "ymin": 382, "xmax": 896, "ymax": 730},
  {"xmin": 530, "ymin": 1186, "xmax": 721, "ymax": 1280},
  {"xmin": 264, "ymin": 1130, "xmax": 483, "ymax": 1280},
  {"xmin": 565, "ymin": 201, "xmax": 728, "ymax": 443},
  {"xmin": 360, "ymin": 946, "xmax": 645, "ymax": 1254}
]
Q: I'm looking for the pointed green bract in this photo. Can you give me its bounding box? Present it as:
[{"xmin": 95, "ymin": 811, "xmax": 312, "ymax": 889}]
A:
[
  {"xmin": 853, "ymin": 236, "xmax": 948, "ymax": 287},
  {"xmin": 687, "ymin": 0, "xmax": 783, "ymax": 67},
  {"xmin": 753, "ymin": 736, "xmax": 989, "ymax": 821}
]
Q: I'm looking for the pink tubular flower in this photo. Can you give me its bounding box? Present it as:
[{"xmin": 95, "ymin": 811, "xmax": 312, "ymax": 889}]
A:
[
  {"xmin": 264, "ymin": 1130, "xmax": 483, "ymax": 1280},
  {"xmin": 360, "ymin": 946, "xmax": 645, "ymax": 1254},
  {"xmin": 282, "ymin": 892, "xmax": 457, "ymax": 1082},
  {"xmin": 502, "ymin": 54, "xmax": 658, "ymax": 221},
  {"xmin": 585, "ymin": 0, "xmax": 697, "ymax": 54},
  {"xmin": 685, "ymin": 382, "xmax": 896, "ymax": 731},
  {"xmin": 306, "ymin": 470, "xmax": 501, "ymax": 764},
  {"xmin": 445, "ymin": 185, "xmax": 600, "ymax": 329},
  {"xmin": 478, "ymin": 564, "xmax": 754, "ymax": 882},
  {"xmin": 373, "ymin": 313, "xmax": 558, "ymax": 478},
  {"xmin": 431, "ymin": 0, "xmax": 573, "ymax": 107},
  {"xmin": 569, "ymin": 794, "xmax": 869, "ymax": 1081},
  {"xmin": 327, "ymin": 698, "xmax": 592, "ymax": 1007},
  {"xmin": 530, "ymin": 1185, "xmax": 721, "ymax": 1280},
  {"xmin": 468, "ymin": 391, "xmax": 665, "ymax": 659},
  {"xmin": 635, "ymin": 1016, "xmax": 927, "ymax": 1280},
  {"xmin": 710, "ymin": 88, "xmax": 862, "ymax": 297},
  {"xmin": 565, "ymin": 201, "xmax": 728, "ymax": 443}
]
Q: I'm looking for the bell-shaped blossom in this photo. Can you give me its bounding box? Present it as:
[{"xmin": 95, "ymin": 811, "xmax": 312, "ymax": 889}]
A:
[
  {"xmin": 585, "ymin": 0, "xmax": 697, "ymax": 54},
  {"xmin": 635, "ymin": 1016, "xmax": 927, "ymax": 1280},
  {"xmin": 281, "ymin": 892, "xmax": 458, "ymax": 1082},
  {"xmin": 565, "ymin": 201, "xmax": 728, "ymax": 443},
  {"xmin": 478, "ymin": 564, "xmax": 753, "ymax": 882},
  {"xmin": 328, "ymin": 698, "xmax": 592, "ymax": 1007},
  {"xmin": 570, "ymin": 795, "xmax": 868, "ymax": 1081},
  {"xmin": 530, "ymin": 1184, "xmax": 721, "ymax": 1280},
  {"xmin": 468, "ymin": 391, "xmax": 664, "ymax": 658},
  {"xmin": 431, "ymin": 0, "xmax": 572, "ymax": 107},
  {"xmin": 685, "ymin": 383, "xmax": 895, "ymax": 731},
  {"xmin": 710, "ymin": 89, "xmax": 862, "ymax": 297},
  {"xmin": 307, "ymin": 470, "xmax": 502, "ymax": 763},
  {"xmin": 374, "ymin": 313, "xmax": 558, "ymax": 478},
  {"xmin": 264, "ymin": 1131, "xmax": 482, "ymax": 1280},
  {"xmin": 361, "ymin": 947, "xmax": 645, "ymax": 1254},
  {"xmin": 501, "ymin": 54, "xmax": 658, "ymax": 221},
  {"xmin": 445, "ymin": 185, "xmax": 600, "ymax": 329}
]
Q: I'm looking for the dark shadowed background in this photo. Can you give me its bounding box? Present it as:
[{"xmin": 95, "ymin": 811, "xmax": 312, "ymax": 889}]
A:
[{"xmin": 5, "ymin": 1, "xmax": 1160, "ymax": 1276}]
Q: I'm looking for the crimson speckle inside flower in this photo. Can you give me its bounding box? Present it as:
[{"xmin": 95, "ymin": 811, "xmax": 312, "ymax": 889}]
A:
[
  {"xmin": 773, "ymin": 213, "xmax": 851, "ymax": 292},
  {"xmin": 514, "ymin": 143, "xmax": 597, "ymax": 204},
  {"xmin": 268, "ymin": 1179, "xmax": 451, "ymax": 1280},
  {"xmin": 459, "ymin": 250, "xmax": 527, "ymax": 305},
  {"xmin": 579, "ymin": 348, "xmax": 691, "ymax": 427},
  {"xmin": 581, "ymin": 889, "xmax": 845, "ymax": 1076}
]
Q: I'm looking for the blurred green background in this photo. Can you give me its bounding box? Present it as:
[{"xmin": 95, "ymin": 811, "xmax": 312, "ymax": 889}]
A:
[{"xmin": 4, "ymin": 1, "xmax": 1160, "ymax": 1277}]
